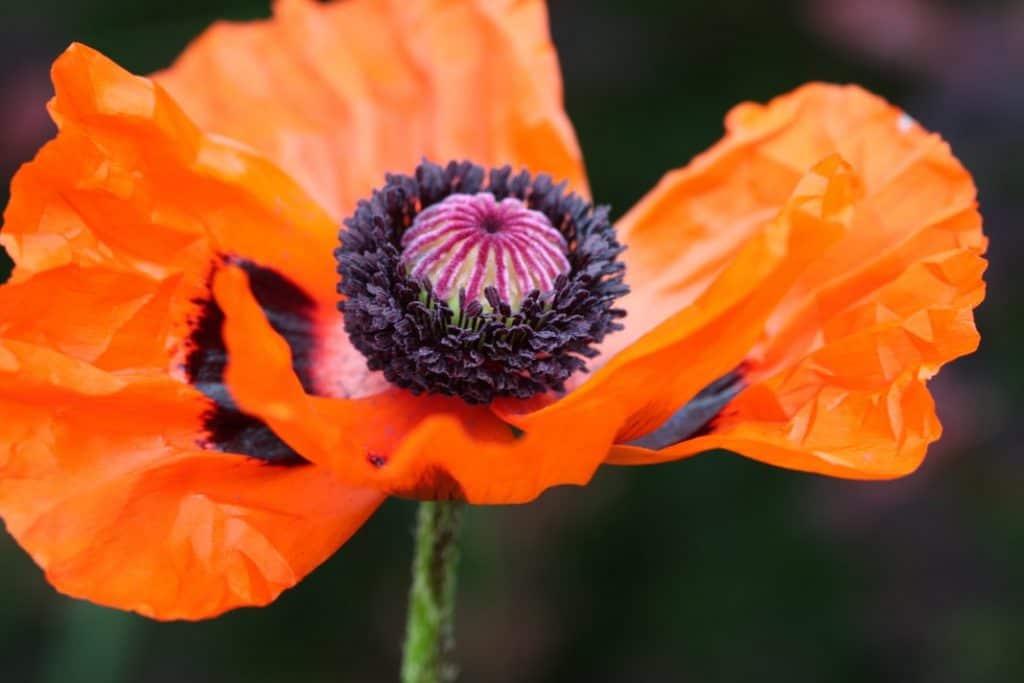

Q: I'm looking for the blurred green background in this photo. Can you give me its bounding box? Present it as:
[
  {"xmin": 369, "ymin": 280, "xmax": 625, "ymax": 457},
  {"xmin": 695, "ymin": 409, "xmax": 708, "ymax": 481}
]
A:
[{"xmin": 1, "ymin": 0, "xmax": 1021, "ymax": 681}]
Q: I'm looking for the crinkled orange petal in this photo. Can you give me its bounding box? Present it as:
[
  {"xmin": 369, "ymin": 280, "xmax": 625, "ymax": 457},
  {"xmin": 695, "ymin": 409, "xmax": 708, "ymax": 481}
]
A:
[
  {"xmin": 213, "ymin": 264, "xmax": 514, "ymax": 498},
  {"xmin": 0, "ymin": 339, "xmax": 384, "ymax": 620},
  {"xmin": 4, "ymin": 42, "xmax": 338, "ymax": 303},
  {"xmin": 0, "ymin": 265, "xmax": 183, "ymax": 370},
  {"xmin": 0, "ymin": 40, "xmax": 375, "ymax": 416},
  {"xmin": 155, "ymin": 0, "xmax": 588, "ymax": 219},
  {"xmin": 607, "ymin": 245, "xmax": 985, "ymax": 475},
  {"xmin": 0, "ymin": 44, "xmax": 387, "ymax": 618},
  {"xmin": 499, "ymin": 155, "xmax": 859, "ymax": 436},
  {"xmin": 605, "ymin": 84, "xmax": 986, "ymax": 477},
  {"xmin": 608, "ymin": 84, "xmax": 979, "ymax": 356},
  {"xmin": 216, "ymin": 158, "xmax": 855, "ymax": 502}
]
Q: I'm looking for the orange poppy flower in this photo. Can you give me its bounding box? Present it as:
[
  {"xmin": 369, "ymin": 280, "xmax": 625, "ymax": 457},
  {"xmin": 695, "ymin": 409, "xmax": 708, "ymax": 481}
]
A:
[{"xmin": 0, "ymin": 0, "xmax": 986, "ymax": 620}]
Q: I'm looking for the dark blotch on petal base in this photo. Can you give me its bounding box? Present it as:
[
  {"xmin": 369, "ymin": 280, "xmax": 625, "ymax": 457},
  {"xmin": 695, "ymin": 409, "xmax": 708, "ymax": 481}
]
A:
[
  {"xmin": 627, "ymin": 367, "xmax": 747, "ymax": 450},
  {"xmin": 185, "ymin": 258, "xmax": 318, "ymax": 465}
]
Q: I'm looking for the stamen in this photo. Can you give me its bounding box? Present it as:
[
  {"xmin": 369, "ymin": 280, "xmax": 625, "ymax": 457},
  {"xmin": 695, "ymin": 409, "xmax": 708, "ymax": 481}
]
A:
[
  {"xmin": 337, "ymin": 160, "xmax": 628, "ymax": 404},
  {"xmin": 399, "ymin": 192, "xmax": 569, "ymax": 310}
]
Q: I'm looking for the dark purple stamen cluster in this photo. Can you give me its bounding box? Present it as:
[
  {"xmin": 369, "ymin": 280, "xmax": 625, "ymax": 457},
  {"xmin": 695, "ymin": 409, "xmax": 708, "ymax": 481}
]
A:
[{"xmin": 336, "ymin": 160, "xmax": 628, "ymax": 404}]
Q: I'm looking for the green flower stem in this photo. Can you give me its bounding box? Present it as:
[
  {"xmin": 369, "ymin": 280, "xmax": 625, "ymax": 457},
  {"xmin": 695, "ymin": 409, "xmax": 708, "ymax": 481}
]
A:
[{"xmin": 401, "ymin": 500, "xmax": 465, "ymax": 683}]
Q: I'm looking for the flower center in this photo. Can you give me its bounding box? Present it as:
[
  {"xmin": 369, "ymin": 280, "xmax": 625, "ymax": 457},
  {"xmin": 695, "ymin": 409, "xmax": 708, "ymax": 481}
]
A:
[
  {"xmin": 337, "ymin": 160, "xmax": 628, "ymax": 404},
  {"xmin": 399, "ymin": 192, "xmax": 569, "ymax": 311}
]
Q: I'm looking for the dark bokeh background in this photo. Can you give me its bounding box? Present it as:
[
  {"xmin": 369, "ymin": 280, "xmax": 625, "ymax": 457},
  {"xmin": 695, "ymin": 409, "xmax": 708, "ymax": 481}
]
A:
[{"xmin": 1, "ymin": 1, "xmax": 1021, "ymax": 681}]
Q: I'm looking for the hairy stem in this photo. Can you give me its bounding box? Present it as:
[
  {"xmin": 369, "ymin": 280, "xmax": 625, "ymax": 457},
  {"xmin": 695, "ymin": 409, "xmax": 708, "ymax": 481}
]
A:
[{"xmin": 400, "ymin": 500, "xmax": 464, "ymax": 683}]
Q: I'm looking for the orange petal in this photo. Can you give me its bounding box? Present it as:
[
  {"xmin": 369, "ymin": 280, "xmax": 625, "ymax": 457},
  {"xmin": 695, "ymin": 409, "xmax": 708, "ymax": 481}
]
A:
[
  {"xmin": 155, "ymin": 0, "xmax": 587, "ymax": 219},
  {"xmin": 4, "ymin": 42, "xmax": 338, "ymax": 303},
  {"xmin": 214, "ymin": 263, "xmax": 517, "ymax": 499},
  {"xmin": 502, "ymin": 155, "xmax": 858, "ymax": 437},
  {"xmin": 217, "ymin": 157, "xmax": 855, "ymax": 502},
  {"xmin": 0, "ymin": 340, "xmax": 383, "ymax": 620},
  {"xmin": 0, "ymin": 265, "xmax": 183, "ymax": 370},
  {"xmin": 0, "ymin": 44, "xmax": 386, "ymax": 618},
  {"xmin": 606, "ymin": 84, "xmax": 986, "ymax": 477},
  {"xmin": 608, "ymin": 247, "xmax": 985, "ymax": 476},
  {"xmin": 609, "ymin": 84, "xmax": 978, "ymax": 356},
  {"xmin": 1, "ymin": 43, "xmax": 362, "ymax": 440}
]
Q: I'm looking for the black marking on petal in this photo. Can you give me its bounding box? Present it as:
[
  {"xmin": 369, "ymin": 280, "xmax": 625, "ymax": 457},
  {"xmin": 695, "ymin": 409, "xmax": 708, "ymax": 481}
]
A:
[
  {"xmin": 236, "ymin": 259, "xmax": 319, "ymax": 394},
  {"xmin": 336, "ymin": 160, "xmax": 628, "ymax": 404},
  {"xmin": 627, "ymin": 367, "xmax": 747, "ymax": 451},
  {"xmin": 185, "ymin": 257, "xmax": 321, "ymax": 465}
]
